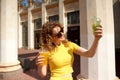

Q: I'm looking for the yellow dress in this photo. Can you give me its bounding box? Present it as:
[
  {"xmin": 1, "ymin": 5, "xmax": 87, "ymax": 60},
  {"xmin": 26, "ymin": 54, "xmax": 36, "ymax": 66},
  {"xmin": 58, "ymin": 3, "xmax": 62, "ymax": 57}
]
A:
[{"xmin": 48, "ymin": 41, "xmax": 79, "ymax": 80}]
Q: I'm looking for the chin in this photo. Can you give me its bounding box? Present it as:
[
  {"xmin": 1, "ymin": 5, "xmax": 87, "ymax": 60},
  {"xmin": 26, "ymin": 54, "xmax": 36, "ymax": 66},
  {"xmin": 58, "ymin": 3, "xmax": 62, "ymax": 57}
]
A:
[{"xmin": 60, "ymin": 37, "xmax": 65, "ymax": 41}]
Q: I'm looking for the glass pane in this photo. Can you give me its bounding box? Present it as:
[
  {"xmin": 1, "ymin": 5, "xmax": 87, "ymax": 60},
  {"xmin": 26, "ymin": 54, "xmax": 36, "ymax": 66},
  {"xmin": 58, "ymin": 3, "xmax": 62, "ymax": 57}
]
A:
[
  {"xmin": 49, "ymin": 15, "xmax": 59, "ymax": 22},
  {"xmin": 22, "ymin": 22, "xmax": 28, "ymax": 47},
  {"xmin": 67, "ymin": 11, "xmax": 80, "ymax": 24},
  {"xmin": 34, "ymin": 18, "xmax": 42, "ymax": 29}
]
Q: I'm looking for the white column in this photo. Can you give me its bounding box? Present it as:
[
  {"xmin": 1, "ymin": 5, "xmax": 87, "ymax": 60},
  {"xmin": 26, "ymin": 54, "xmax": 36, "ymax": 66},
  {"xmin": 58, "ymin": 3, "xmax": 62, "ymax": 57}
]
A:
[
  {"xmin": 59, "ymin": 0, "xmax": 67, "ymax": 33},
  {"xmin": 42, "ymin": 3, "xmax": 47, "ymax": 25},
  {"xmin": 18, "ymin": 15, "xmax": 23, "ymax": 49},
  {"xmin": 28, "ymin": 8, "xmax": 34, "ymax": 49},
  {"xmin": 78, "ymin": 0, "xmax": 116, "ymax": 80},
  {"xmin": 78, "ymin": 0, "xmax": 89, "ymax": 78},
  {"xmin": 0, "ymin": 0, "xmax": 21, "ymax": 72}
]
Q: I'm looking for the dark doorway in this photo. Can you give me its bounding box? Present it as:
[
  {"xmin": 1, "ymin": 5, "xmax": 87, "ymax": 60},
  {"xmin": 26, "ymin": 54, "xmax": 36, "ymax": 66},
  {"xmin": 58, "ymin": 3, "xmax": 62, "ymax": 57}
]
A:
[
  {"xmin": 67, "ymin": 26, "xmax": 80, "ymax": 80},
  {"xmin": 34, "ymin": 30, "xmax": 40, "ymax": 49},
  {"xmin": 113, "ymin": 0, "xmax": 120, "ymax": 78}
]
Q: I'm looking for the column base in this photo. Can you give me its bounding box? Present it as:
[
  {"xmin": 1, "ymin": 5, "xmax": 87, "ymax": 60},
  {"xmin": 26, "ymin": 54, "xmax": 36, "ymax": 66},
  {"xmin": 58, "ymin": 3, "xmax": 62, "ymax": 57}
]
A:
[
  {"xmin": 0, "ymin": 60, "xmax": 22, "ymax": 72},
  {"xmin": 114, "ymin": 76, "xmax": 120, "ymax": 80},
  {"xmin": 77, "ymin": 74, "xmax": 120, "ymax": 80},
  {"xmin": 77, "ymin": 74, "xmax": 88, "ymax": 80},
  {"xmin": 0, "ymin": 68, "xmax": 23, "ymax": 80}
]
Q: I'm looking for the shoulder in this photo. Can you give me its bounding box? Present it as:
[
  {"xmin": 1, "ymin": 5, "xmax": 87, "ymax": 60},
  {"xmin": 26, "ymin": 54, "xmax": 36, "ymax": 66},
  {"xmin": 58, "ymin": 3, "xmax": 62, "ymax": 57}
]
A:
[
  {"xmin": 67, "ymin": 41, "xmax": 80, "ymax": 50},
  {"xmin": 67, "ymin": 41, "xmax": 78, "ymax": 46}
]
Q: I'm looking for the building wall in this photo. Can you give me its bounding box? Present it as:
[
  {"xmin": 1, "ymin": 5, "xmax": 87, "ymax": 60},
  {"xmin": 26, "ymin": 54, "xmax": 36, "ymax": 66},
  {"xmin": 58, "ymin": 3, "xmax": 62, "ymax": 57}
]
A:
[
  {"xmin": 65, "ymin": 2, "xmax": 79, "ymax": 13},
  {"xmin": 18, "ymin": 1, "xmax": 80, "ymax": 80},
  {"xmin": 47, "ymin": 7, "xmax": 59, "ymax": 16},
  {"xmin": 19, "ymin": 0, "xmax": 80, "ymax": 49},
  {"xmin": 18, "ymin": 0, "xmax": 120, "ymax": 79},
  {"xmin": 32, "ymin": 11, "xmax": 41, "ymax": 20}
]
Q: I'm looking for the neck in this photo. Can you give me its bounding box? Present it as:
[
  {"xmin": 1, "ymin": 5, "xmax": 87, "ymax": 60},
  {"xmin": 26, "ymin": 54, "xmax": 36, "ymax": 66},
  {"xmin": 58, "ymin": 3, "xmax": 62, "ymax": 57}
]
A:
[{"xmin": 53, "ymin": 41, "xmax": 61, "ymax": 46}]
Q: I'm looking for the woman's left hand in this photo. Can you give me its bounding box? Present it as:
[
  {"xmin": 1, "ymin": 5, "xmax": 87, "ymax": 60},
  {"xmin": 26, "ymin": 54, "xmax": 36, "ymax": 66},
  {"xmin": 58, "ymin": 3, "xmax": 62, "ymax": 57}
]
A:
[{"xmin": 94, "ymin": 25, "xmax": 103, "ymax": 40}]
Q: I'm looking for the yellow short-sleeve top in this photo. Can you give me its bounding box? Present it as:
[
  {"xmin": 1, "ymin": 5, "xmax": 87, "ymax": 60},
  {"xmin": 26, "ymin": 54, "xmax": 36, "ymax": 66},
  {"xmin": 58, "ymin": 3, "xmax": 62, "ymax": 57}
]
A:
[{"xmin": 47, "ymin": 41, "xmax": 79, "ymax": 77}]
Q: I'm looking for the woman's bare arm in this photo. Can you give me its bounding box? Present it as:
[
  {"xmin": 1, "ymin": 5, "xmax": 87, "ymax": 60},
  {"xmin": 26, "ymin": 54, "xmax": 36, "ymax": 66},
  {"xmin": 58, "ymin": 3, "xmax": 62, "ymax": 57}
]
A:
[
  {"xmin": 74, "ymin": 26, "xmax": 103, "ymax": 57},
  {"xmin": 37, "ymin": 65, "xmax": 47, "ymax": 77}
]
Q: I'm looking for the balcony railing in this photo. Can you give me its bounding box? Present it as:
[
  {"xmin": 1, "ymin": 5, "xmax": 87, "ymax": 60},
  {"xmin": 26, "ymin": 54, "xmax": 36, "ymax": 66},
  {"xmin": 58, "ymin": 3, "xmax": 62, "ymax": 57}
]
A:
[{"xmin": 46, "ymin": 0, "xmax": 59, "ymax": 5}]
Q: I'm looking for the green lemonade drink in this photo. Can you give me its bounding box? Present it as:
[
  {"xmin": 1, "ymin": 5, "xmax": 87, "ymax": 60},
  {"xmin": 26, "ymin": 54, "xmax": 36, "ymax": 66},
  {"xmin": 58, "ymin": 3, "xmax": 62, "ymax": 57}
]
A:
[{"xmin": 92, "ymin": 16, "xmax": 101, "ymax": 32}]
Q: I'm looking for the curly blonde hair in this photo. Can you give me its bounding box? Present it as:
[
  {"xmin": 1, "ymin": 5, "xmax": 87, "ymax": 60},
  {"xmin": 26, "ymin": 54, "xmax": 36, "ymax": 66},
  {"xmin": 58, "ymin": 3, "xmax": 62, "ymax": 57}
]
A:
[{"xmin": 39, "ymin": 22, "xmax": 68, "ymax": 51}]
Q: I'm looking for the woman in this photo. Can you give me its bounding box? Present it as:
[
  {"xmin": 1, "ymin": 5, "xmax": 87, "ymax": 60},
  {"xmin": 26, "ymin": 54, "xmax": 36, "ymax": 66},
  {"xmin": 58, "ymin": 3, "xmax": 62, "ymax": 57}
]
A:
[{"xmin": 36, "ymin": 21, "xmax": 103, "ymax": 80}]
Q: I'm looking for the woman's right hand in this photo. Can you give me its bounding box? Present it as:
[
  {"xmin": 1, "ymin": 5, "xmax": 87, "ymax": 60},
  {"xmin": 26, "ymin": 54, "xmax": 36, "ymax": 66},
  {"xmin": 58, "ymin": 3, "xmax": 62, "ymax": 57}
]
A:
[
  {"xmin": 36, "ymin": 53, "xmax": 48, "ymax": 77},
  {"xmin": 36, "ymin": 54, "xmax": 45, "ymax": 67}
]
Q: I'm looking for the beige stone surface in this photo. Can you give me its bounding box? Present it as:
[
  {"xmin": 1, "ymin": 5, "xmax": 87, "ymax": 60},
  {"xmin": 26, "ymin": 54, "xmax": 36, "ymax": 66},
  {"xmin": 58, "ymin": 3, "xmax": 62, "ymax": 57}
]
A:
[{"xmin": 114, "ymin": 76, "xmax": 120, "ymax": 80}]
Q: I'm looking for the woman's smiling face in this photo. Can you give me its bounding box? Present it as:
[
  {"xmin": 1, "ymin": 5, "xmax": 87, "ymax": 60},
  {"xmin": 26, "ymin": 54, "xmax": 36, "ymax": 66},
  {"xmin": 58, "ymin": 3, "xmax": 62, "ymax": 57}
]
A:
[{"xmin": 51, "ymin": 26, "xmax": 65, "ymax": 45}]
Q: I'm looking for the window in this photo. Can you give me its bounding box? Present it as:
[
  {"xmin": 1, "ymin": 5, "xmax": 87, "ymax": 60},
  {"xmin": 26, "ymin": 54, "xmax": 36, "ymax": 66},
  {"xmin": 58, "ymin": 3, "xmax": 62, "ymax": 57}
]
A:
[
  {"xmin": 34, "ymin": 18, "xmax": 42, "ymax": 30},
  {"xmin": 22, "ymin": 22, "xmax": 28, "ymax": 47},
  {"xmin": 49, "ymin": 15, "xmax": 59, "ymax": 22},
  {"xmin": 67, "ymin": 11, "xmax": 80, "ymax": 24}
]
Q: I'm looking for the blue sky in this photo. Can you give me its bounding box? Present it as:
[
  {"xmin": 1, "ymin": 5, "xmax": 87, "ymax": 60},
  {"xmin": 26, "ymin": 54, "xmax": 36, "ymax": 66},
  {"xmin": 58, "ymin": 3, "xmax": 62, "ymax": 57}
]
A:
[{"xmin": 22, "ymin": 0, "xmax": 43, "ymax": 6}]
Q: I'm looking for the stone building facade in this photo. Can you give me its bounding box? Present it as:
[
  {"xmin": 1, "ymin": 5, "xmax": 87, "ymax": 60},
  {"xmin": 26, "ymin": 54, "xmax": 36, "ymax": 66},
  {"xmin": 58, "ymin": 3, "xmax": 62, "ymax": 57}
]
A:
[{"xmin": 0, "ymin": 0, "xmax": 120, "ymax": 80}]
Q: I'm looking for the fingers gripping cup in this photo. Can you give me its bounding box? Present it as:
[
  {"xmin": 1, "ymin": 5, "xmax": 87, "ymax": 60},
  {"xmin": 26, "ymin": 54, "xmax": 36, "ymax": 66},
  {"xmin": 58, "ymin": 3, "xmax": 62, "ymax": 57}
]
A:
[
  {"xmin": 38, "ymin": 52, "xmax": 48, "ymax": 66},
  {"xmin": 92, "ymin": 16, "xmax": 101, "ymax": 33}
]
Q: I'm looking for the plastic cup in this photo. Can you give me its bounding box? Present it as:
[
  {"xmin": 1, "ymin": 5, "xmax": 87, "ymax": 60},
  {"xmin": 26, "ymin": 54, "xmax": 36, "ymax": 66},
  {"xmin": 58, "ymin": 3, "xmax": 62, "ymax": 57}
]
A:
[
  {"xmin": 38, "ymin": 52, "xmax": 48, "ymax": 66},
  {"xmin": 92, "ymin": 16, "xmax": 101, "ymax": 32}
]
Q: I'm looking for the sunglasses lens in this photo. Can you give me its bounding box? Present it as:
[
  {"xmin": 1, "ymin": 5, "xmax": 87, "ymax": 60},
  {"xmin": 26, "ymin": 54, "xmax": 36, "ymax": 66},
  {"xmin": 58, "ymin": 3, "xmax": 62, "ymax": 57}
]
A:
[
  {"xmin": 52, "ymin": 28, "xmax": 63, "ymax": 38},
  {"xmin": 57, "ymin": 32, "xmax": 62, "ymax": 38},
  {"xmin": 61, "ymin": 28, "xmax": 64, "ymax": 32}
]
